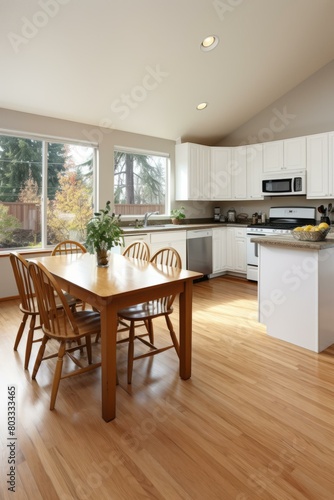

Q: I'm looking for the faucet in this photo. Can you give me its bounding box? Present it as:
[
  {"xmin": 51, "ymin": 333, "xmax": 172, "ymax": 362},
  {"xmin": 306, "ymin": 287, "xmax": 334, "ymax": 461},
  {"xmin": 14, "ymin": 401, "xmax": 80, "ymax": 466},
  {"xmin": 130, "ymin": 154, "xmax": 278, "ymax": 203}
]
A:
[{"xmin": 143, "ymin": 211, "xmax": 159, "ymax": 227}]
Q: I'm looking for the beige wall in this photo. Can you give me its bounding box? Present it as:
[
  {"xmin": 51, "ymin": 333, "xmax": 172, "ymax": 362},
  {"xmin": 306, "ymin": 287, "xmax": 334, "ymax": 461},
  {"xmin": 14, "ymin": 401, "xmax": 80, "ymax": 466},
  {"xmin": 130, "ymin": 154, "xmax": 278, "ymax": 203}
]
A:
[
  {"xmin": 217, "ymin": 60, "xmax": 334, "ymax": 147},
  {"xmin": 0, "ymin": 107, "xmax": 176, "ymax": 210}
]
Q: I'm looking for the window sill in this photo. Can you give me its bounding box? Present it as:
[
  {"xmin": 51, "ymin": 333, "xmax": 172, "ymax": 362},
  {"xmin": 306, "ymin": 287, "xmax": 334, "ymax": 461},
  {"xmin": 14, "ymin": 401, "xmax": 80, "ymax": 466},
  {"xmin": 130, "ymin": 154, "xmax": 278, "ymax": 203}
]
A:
[{"xmin": 0, "ymin": 248, "xmax": 52, "ymax": 258}]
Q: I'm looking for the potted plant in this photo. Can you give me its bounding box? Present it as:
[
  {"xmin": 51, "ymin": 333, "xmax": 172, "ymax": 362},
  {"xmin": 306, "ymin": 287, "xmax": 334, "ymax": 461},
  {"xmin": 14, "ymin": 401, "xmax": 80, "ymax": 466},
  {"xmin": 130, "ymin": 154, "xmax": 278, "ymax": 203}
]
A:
[
  {"xmin": 85, "ymin": 201, "xmax": 124, "ymax": 266},
  {"xmin": 171, "ymin": 206, "xmax": 186, "ymax": 225}
]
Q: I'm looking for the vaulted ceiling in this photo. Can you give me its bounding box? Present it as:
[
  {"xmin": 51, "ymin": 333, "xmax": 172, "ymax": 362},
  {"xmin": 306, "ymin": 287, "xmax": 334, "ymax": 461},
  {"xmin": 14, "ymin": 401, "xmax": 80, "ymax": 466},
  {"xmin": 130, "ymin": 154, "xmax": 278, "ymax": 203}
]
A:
[{"xmin": 1, "ymin": 0, "xmax": 334, "ymax": 145}]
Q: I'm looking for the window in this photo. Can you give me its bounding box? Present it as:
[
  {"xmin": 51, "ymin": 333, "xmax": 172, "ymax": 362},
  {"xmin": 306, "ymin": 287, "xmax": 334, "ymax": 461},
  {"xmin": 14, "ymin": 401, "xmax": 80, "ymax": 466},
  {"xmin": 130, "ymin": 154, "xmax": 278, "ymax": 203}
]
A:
[
  {"xmin": 0, "ymin": 133, "xmax": 95, "ymax": 250},
  {"xmin": 114, "ymin": 149, "xmax": 168, "ymax": 216}
]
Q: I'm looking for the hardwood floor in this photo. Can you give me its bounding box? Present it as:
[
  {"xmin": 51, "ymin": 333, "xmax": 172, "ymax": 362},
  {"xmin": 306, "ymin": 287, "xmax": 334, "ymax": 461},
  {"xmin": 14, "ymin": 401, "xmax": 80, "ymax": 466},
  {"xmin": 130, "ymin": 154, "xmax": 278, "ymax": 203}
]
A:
[{"xmin": 2, "ymin": 275, "xmax": 334, "ymax": 499}]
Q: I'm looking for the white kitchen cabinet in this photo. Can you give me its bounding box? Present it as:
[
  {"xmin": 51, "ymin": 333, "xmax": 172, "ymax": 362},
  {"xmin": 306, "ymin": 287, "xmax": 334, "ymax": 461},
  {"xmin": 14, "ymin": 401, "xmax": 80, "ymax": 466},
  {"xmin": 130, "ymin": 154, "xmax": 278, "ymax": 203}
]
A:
[
  {"xmin": 211, "ymin": 147, "xmax": 233, "ymax": 199},
  {"xmin": 306, "ymin": 132, "xmax": 330, "ymax": 198},
  {"xmin": 175, "ymin": 143, "xmax": 211, "ymax": 200},
  {"xmin": 149, "ymin": 230, "xmax": 187, "ymax": 268},
  {"xmin": 212, "ymin": 227, "xmax": 227, "ymax": 274},
  {"xmin": 232, "ymin": 146, "xmax": 247, "ymax": 199},
  {"xmin": 263, "ymin": 137, "xmax": 306, "ymax": 173},
  {"xmin": 246, "ymin": 143, "xmax": 264, "ymax": 200},
  {"xmin": 226, "ymin": 227, "xmax": 246, "ymax": 273}
]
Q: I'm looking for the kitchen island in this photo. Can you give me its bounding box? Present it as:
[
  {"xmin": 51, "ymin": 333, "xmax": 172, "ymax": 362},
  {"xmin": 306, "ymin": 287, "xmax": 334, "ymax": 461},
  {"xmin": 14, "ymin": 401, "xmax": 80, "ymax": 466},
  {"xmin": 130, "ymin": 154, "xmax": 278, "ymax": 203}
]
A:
[{"xmin": 253, "ymin": 234, "xmax": 334, "ymax": 352}]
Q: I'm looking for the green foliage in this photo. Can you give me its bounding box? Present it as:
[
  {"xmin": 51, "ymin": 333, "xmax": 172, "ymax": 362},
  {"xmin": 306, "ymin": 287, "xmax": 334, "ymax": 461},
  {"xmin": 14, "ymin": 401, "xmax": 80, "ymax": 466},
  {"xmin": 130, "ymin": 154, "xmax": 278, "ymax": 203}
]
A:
[
  {"xmin": 0, "ymin": 135, "xmax": 66, "ymax": 202},
  {"xmin": 171, "ymin": 206, "xmax": 186, "ymax": 220},
  {"xmin": 0, "ymin": 203, "xmax": 21, "ymax": 244},
  {"xmin": 85, "ymin": 201, "xmax": 123, "ymax": 253},
  {"xmin": 47, "ymin": 169, "xmax": 93, "ymax": 244}
]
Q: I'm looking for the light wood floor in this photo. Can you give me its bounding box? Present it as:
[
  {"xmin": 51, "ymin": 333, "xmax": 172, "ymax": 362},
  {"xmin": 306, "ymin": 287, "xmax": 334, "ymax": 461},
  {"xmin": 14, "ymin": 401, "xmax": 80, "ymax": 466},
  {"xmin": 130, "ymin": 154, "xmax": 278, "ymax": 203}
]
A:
[{"xmin": 1, "ymin": 276, "xmax": 334, "ymax": 499}]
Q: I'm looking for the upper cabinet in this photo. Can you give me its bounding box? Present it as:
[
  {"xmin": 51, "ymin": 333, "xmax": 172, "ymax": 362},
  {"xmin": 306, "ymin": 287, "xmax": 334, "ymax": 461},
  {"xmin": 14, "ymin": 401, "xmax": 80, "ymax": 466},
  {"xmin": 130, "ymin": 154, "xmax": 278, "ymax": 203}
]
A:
[
  {"xmin": 306, "ymin": 132, "xmax": 331, "ymax": 198},
  {"xmin": 232, "ymin": 146, "xmax": 247, "ymax": 199},
  {"xmin": 175, "ymin": 143, "xmax": 211, "ymax": 200},
  {"xmin": 263, "ymin": 137, "xmax": 306, "ymax": 173},
  {"xmin": 210, "ymin": 146, "xmax": 247, "ymax": 200},
  {"xmin": 246, "ymin": 143, "xmax": 264, "ymax": 200},
  {"xmin": 211, "ymin": 147, "xmax": 233, "ymax": 199}
]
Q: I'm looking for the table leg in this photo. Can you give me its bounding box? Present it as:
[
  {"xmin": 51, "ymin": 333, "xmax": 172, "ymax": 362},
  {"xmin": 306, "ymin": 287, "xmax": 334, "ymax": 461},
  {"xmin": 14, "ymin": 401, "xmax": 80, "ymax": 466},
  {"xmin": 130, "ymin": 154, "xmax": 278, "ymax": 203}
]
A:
[
  {"xmin": 179, "ymin": 280, "xmax": 192, "ymax": 380},
  {"xmin": 100, "ymin": 303, "xmax": 118, "ymax": 421}
]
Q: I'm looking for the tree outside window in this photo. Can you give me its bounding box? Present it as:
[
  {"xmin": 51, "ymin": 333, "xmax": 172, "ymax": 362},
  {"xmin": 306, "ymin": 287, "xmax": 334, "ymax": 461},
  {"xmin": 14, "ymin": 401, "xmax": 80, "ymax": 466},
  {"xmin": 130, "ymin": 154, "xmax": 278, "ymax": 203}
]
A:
[
  {"xmin": 0, "ymin": 134, "xmax": 95, "ymax": 249},
  {"xmin": 114, "ymin": 150, "xmax": 167, "ymax": 215}
]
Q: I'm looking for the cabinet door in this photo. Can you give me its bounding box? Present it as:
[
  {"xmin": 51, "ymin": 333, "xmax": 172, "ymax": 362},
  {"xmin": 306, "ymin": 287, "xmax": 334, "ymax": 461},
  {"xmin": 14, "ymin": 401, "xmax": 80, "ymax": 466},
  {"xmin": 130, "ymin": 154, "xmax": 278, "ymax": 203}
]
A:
[
  {"xmin": 226, "ymin": 228, "xmax": 235, "ymax": 270},
  {"xmin": 306, "ymin": 133, "xmax": 329, "ymax": 198},
  {"xmin": 246, "ymin": 144, "xmax": 264, "ymax": 200},
  {"xmin": 263, "ymin": 140, "xmax": 284, "ymax": 173},
  {"xmin": 197, "ymin": 145, "xmax": 211, "ymax": 200},
  {"xmin": 150, "ymin": 231, "xmax": 187, "ymax": 268},
  {"xmin": 226, "ymin": 227, "xmax": 246, "ymax": 273},
  {"xmin": 283, "ymin": 137, "xmax": 306, "ymax": 171},
  {"xmin": 212, "ymin": 227, "xmax": 227, "ymax": 273},
  {"xmin": 328, "ymin": 132, "xmax": 334, "ymax": 197},
  {"xmin": 232, "ymin": 146, "xmax": 247, "ymax": 199},
  {"xmin": 211, "ymin": 147, "xmax": 233, "ymax": 200},
  {"xmin": 175, "ymin": 143, "xmax": 210, "ymax": 200},
  {"xmin": 234, "ymin": 228, "xmax": 247, "ymax": 273}
]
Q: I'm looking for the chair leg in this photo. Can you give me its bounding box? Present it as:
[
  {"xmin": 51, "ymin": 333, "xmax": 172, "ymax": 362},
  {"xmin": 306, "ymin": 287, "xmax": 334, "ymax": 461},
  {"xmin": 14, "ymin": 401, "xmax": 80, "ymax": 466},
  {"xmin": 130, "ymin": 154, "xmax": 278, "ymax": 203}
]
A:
[
  {"xmin": 24, "ymin": 315, "xmax": 36, "ymax": 369},
  {"xmin": 50, "ymin": 341, "xmax": 66, "ymax": 410},
  {"xmin": 32, "ymin": 335, "xmax": 49, "ymax": 379},
  {"xmin": 85, "ymin": 335, "xmax": 92, "ymax": 364},
  {"xmin": 13, "ymin": 313, "xmax": 28, "ymax": 351},
  {"xmin": 127, "ymin": 322, "xmax": 135, "ymax": 384},
  {"xmin": 146, "ymin": 318, "xmax": 154, "ymax": 344},
  {"xmin": 165, "ymin": 315, "xmax": 180, "ymax": 356}
]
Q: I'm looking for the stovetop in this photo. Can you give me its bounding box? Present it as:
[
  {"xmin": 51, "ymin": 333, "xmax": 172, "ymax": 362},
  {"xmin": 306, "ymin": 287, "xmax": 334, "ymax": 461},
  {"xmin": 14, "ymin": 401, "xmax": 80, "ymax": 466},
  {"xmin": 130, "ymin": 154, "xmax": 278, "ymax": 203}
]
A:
[{"xmin": 247, "ymin": 206, "xmax": 317, "ymax": 233}]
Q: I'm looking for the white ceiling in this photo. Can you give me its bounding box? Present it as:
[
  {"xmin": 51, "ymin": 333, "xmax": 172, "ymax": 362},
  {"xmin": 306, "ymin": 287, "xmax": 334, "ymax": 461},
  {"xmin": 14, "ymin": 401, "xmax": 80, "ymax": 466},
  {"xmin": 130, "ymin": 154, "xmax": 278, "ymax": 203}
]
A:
[{"xmin": 1, "ymin": 0, "xmax": 334, "ymax": 145}]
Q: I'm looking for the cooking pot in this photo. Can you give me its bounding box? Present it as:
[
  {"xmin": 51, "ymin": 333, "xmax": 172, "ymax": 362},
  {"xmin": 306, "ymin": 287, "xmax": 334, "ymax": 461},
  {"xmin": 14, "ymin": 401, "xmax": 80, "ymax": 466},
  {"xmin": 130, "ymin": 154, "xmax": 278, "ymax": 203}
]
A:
[{"xmin": 227, "ymin": 208, "xmax": 236, "ymax": 223}]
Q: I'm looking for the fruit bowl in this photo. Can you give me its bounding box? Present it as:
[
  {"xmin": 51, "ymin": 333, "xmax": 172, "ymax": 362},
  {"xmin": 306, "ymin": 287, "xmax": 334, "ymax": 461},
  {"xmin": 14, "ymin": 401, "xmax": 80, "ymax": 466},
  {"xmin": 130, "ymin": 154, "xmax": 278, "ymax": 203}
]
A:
[{"xmin": 291, "ymin": 228, "xmax": 330, "ymax": 241}]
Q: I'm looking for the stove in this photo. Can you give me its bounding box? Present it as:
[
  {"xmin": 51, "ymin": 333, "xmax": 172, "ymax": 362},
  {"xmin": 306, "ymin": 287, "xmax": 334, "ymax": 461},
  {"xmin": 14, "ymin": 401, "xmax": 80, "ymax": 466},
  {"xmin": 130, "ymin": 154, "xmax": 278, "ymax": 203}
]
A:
[
  {"xmin": 246, "ymin": 206, "xmax": 316, "ymax": 281},
  {"xmin": 247, "ymin": 206, "xmax": 316, "ymax": 235}
]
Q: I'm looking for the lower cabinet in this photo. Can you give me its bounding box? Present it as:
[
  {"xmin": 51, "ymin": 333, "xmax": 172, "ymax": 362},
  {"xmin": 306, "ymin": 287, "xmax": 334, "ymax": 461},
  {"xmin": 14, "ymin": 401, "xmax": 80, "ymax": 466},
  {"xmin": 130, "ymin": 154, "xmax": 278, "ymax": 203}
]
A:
[
  {"xmin": 149, "ymin": 230, "xmax": 187, "ymax": 268},
  {"xmin": 226, "ymin": 227, "xmax": 247, "ymax": 273},
  {"xmin": 212, "ymin": 227, "xmax": 227, "ymax": 274}
]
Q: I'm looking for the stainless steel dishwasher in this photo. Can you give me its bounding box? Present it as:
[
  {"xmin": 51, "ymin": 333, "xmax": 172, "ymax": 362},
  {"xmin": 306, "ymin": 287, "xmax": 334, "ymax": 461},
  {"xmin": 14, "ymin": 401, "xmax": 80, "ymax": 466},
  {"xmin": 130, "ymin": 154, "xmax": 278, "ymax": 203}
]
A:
[{"xmin": 186, "ymin": 229, "xmax": 213, "ymax": 276}]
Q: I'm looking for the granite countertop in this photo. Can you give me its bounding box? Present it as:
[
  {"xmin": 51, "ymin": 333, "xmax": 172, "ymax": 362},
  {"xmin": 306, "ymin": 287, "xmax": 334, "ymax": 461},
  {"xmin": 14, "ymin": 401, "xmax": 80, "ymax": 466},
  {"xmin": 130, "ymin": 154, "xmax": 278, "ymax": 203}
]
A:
[
  {"xmin": 251, "ymin": 233, "xmax": 334, "ymax": 250},
  {"xmin": 121, "ymin": 222, "xmax": 249, "ymax": 234}
]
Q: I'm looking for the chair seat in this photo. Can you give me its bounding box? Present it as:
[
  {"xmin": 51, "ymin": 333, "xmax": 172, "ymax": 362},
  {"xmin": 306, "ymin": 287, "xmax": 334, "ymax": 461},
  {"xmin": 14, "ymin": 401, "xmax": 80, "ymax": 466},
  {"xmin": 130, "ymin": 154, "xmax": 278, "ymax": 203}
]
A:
[{"xmin": 118, "ymin": 301, "xmax": 173, "ymax": 321}]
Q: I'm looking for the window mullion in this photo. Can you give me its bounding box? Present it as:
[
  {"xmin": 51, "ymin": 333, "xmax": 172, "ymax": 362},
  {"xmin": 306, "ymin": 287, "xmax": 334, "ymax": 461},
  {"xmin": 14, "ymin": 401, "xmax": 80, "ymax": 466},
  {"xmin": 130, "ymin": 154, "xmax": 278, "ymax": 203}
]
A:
[{"xmin": 41, "ymin": 142, "xmax": 48, "ymax": 248}]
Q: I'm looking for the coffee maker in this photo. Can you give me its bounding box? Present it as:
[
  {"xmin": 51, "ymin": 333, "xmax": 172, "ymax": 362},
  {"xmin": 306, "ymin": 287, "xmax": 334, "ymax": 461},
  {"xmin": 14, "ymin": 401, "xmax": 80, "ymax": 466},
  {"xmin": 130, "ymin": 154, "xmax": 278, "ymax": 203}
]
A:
[{"xmin": 213, "ymin": 207, "xmax": 221, "ymax": 222}]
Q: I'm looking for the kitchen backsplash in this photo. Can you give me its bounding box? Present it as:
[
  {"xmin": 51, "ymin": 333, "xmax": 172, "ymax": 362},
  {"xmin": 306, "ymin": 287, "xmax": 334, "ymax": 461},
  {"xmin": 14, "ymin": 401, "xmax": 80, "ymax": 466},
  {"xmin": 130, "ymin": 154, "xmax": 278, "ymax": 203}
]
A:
[{"xmin": 177, "ymin": 197, "xmax": 334, "ymax": 223}]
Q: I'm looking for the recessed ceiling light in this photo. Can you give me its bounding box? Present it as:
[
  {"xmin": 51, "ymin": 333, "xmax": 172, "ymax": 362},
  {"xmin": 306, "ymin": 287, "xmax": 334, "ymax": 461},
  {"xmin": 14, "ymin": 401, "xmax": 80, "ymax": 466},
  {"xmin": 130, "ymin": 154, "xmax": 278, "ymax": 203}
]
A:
[
  {"xmin": 196, "ymin": 102, "xmax": 208, "ymax": 110},
  {"xmin": 200, "ymin": 35, "xmax": 219, "ymax": 52}
]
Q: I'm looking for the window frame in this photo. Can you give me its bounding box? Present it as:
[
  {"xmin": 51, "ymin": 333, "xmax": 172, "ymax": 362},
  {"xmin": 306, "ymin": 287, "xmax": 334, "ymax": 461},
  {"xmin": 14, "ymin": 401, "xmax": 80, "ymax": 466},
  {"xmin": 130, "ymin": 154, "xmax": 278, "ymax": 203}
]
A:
[
  {"xmin": 113, "ymin": 145, "xmax": 170, "ymax": 219},
  {"xmin": 0, "ymin": 130, "xmax": 97, "ymax": 252}
]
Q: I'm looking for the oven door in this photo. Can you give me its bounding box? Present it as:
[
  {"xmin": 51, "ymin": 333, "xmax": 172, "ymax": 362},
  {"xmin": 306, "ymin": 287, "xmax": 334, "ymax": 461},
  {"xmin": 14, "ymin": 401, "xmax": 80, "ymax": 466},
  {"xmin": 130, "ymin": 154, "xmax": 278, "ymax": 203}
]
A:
[{"xmin": 246, "ymin": 233, "xmax": 267, "ymax": 281}]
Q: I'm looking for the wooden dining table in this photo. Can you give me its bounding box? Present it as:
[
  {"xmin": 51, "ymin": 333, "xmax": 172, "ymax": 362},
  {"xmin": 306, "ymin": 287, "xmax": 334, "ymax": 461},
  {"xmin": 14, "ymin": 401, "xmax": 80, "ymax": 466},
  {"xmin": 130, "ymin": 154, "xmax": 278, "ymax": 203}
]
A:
[{"xmin": 32, "ymin": 252, "xmax": 202, "ymax": 421}]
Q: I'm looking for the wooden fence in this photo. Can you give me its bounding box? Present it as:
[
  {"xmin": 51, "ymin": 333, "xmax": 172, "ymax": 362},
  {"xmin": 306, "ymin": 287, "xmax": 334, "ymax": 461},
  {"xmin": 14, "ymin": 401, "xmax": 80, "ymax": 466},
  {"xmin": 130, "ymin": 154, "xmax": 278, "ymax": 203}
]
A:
[
  {"xmin": 2, "ymin": 202, "xmax": 164, "ymax": 230},
  {"xmin": 3, "ymin": 202, "xmax": 41, "ymax": 231}
]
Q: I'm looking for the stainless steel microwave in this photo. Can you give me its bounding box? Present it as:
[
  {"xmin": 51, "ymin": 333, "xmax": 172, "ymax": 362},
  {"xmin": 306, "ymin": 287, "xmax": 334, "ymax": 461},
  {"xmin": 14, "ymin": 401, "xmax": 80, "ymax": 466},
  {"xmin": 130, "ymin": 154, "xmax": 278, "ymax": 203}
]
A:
[{"xmin": 261, "ymin": 172, "xmax": 306, "ymax": 196}]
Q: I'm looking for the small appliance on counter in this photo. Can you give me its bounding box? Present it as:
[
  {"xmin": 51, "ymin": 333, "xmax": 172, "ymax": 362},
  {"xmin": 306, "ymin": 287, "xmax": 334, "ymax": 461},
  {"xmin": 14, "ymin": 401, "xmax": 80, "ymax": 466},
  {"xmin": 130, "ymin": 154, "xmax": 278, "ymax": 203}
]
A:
[
  {"xmin": 317, "ymin": 204, "xmax": 331, "ymax": 226},
  {"xmin": 213, "ymin": 207, "xmax": 221, "ymax": 222},
  {"xmin": 227, "ymin": 208, "xmax": 236, "ymax": 223}
]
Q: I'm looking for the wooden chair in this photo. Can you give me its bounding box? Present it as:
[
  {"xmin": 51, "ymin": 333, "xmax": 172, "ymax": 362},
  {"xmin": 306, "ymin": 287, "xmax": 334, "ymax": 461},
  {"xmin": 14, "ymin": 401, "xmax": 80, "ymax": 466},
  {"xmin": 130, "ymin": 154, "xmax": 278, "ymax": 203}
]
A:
[
  {"xmin": 122, "ymin": 240, "xmax": 150, "ymax": 260},
  {"xmin": 10, "ymin": 252, "xmax": 77, "ymax": 370},
  {"xmin": 28, "ymin": 260, "xmax": 101, "ymax": 410},
  {"xmin": 51, "ymin": 240, "xmax": 87, "ymax": 256},
  {"xmin": 51, "ymin": 240, "xmax": 87, "ymax": 310},
  {"xmin": 118, "ymin": 247, "xmax": 181, "ymax": 384}
]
